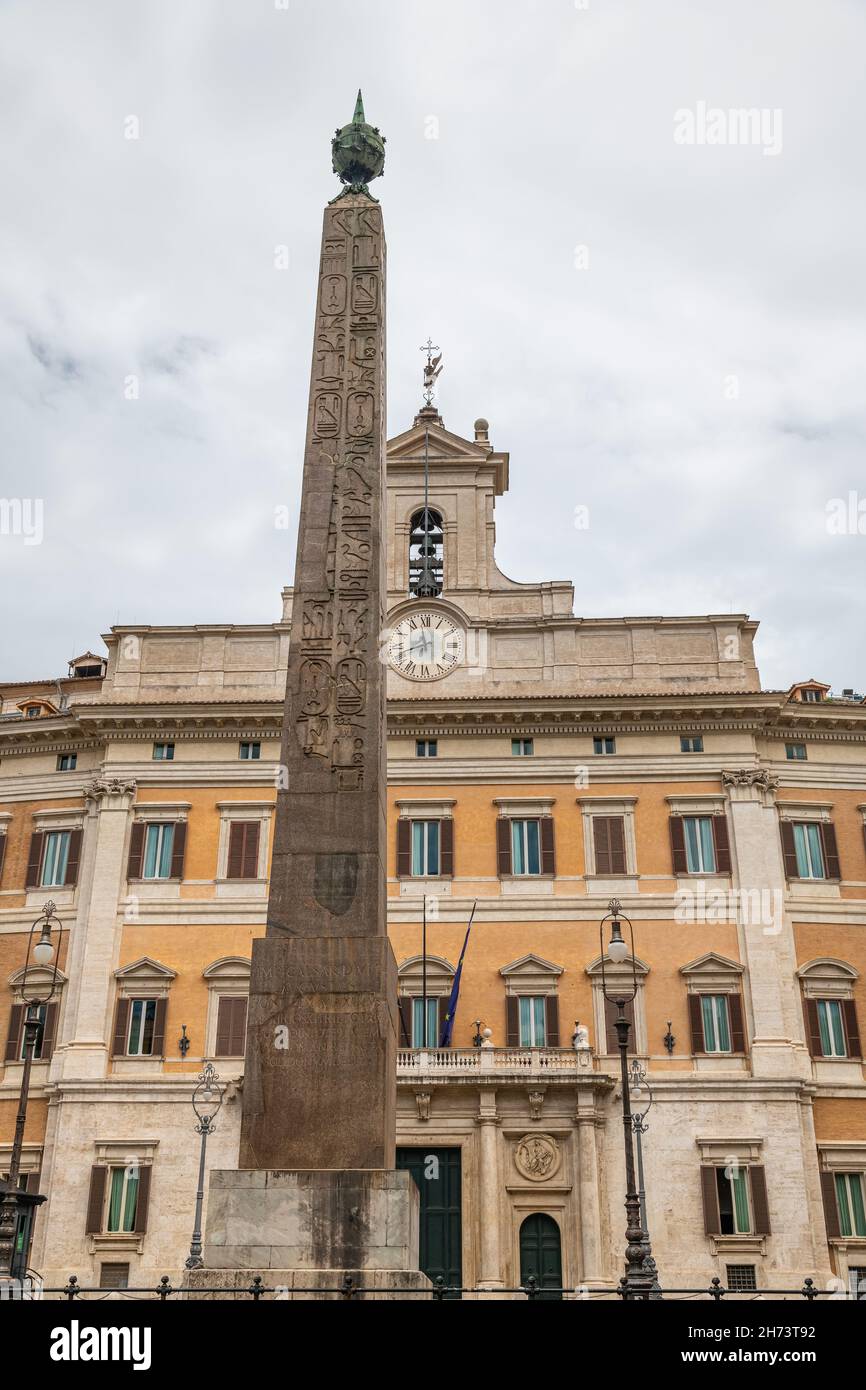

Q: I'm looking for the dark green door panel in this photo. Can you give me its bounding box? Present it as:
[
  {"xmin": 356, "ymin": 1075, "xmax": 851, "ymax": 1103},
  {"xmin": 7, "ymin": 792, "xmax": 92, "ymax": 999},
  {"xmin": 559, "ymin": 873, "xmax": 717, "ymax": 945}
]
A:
[
  {"xmin": 397, "ymin": 1146, "xmax": 462, "ymax": 1297},
  {"xmin": 519, "ymin": 1212, "xmax": 563, "ymax": 1300}
]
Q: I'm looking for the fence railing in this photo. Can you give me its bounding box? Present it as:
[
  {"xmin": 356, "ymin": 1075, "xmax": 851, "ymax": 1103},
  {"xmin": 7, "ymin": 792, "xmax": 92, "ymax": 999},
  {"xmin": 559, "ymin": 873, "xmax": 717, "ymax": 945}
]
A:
[{"xmin": 397, "ymin": 1046, "xmax": 593, "ymax": 1075}]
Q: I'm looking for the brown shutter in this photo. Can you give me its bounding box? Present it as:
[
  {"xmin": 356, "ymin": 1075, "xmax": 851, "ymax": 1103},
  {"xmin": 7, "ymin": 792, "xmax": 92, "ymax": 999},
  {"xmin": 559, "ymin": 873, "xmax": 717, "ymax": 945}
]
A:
[
  {"xmin": 64, "ymin": 828, "xmax": 82, "ymax": 886},
  {"xmin": 111, "ymin": 998, "xmax": 130, "ymax": 1057},
  {"xmin": 397, "ymin": 997, "xmax": 412, "ymax": 1046},
  {"xmin": 608, "ymin": 816, "xmax": 627, "ymax": 874},
  {"xmin": 669, "ymin": 816, "xmax": 688, "ymax": 874},
  {"xmin": 545, "ymin": 994, "xmax": 560, "ymax": 1047},
  {"xmin": 712, "ymin": 816, "xmax": 731, "ymax": 874},
  {"xmin": 0, "ymin": 834, "xmax": 6, "ymax": 883},
  {"xmin": 215, "ymin": 997, "xmax": 232, "ymax": 1055},
  {"xmin": 85, "ymin": 1165, "xmax": 107, "ymax": 1234},
  {"xmin": 437, "ymin": 996, "xmax": 449, "ymax": 1044},
  {"xmin": 728, "ymin": 994, "xmax": 745, "ymax": 1053},
  {"xmin": 151, "ymin": 998, "xmax": 167, "ymax": 1057},
  {"xmin": 820, "ymin": 1169, "xmax": 841, "ymax": 1240},
  {"xmin": 803, "ymin": 998, "xmax": 823, "ymax": 1057},
  {"xmin": 821, "ymin": 822, "xmax": 841, "ymax": 880},
  {"xmin": 439, "ymin": 819, "xmax": 454, "ymax": 877},
  {"xmin": 689, "ymin": 995, "xmax": 705, "ymax": 1053},
  {"xmin": 170, "ymin": 821, "xmax": 187, "ymax": 879},
  {"xmin": 593, "ymin": 816, "xmax": 611, "ymax": 874},
  {"xmin": 227, "ymin": 822, "xmax": 244, "ymax": 880},
  {"xmin": 242, "ymin": 822, "xmax": 260, "ymax": 879},
  {"xmin": 127, "ymin": 822, "xmax": 145, "ymax": 879},
  {"xmin": 25, "ymin": 832, "xmax": 44, "ymax": 888},
  {"xmin": 780, "ymin": 820, "xmax": 799, "ymax": 878},
  {"xmin": 505, "ymin": 995, "xmax": 519, "ymax": 1046},
  {"xmin": 396, "ymin": 819, "xmax": 411, "ymax": 877},
  {"xmin": 497, "ymin": 818, "xmax": 512, "ymax": 877},
  {"xmin": 216, "ymin": 997, "xmax": 247, "ymax": 1056},
  {"xmin": 540, "ymin": 818, "xmax": 555, "ymax": 875},
  {"xmin": 843, "ymin": 1000, "xmax": 862, "ymax": 1059},
  {"xmin": 133, "ymin": 1165, "xmax": 151, "ymax": 1234},
  {"xmin": 40, "ymin": 1002, "xmax": 58, "ymax": 1060},
  {"xmin": 604, "ymin": 996, "xmax": 635, "ymax": 1052},
  {"xmin": 25, "ymin": 1171, "xmax": 41, "ymax": 1194},
  {"xmin": 700, "ymin": 1166, "xmax": 721, "ymax": 1235},
  {"xmin": 5, "ymin": 1004, "xmax": 23, "ymax": 1062},
  {"xmin": 750, "ymin": 1165, "xmax": 771, "ymax": 1235}
]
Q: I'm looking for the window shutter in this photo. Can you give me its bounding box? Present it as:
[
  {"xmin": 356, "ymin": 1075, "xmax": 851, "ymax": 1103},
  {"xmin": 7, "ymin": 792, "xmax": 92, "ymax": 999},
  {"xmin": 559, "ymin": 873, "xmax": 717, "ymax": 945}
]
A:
[
  {"xmin": 85, "ymin": 1165, "xmax": 107, "ymax": 1234},
  {"xmin": 439, "ymin": 819, "xmax": 454, "ymax": 877},
  {"xmin": 780, "ymin": 821, "xmax": 799, "ymax": 878},
  {"xmin": 25, "ymin": 832, "xmax": 44, "ymax": 888},
  {"xmin": 712, "ymin": 816, "xmax": 731, "ymax": 874},
  {"xmin": 0, "ymin": 835, "xmax": 6, "ymax": 884},
  {"xmin": 64, "ymin": 828, "xmax": 83, "ymax": 886},
  {"xmin": 700, "ymin": 1166, "xmax": 721, "ymax": 1236},
  {"xmin": 821, "ymin": 822, "xmax": 841, "ymax": 880},
  {"xmin": 151, "ymin": 998, "xmax": 167, "ymax": 1057},
  {"xmin": 750, "ymin": 1165, "xmax": 771, "ymax": 1235},
  {"xmin": 396, "ymin": 819, "xmax": 411, "ymax": 877},
  {"xmin": 496, "ymin": 818, "xmax": 512, "ymax": 877},
  {"xmin": 170, "ymin": 822, "xmax": 187, "ymax": 879},
  {"xmin": 5, "ymin": 1004, "xmax": 23, "ymax": 1062},
  {"xmin": 397, "ymin": 996, "xmax": 412, "ymax": 1047},
  {"xmin": 111, "ymin": 998, "xmax": 130, "ymax": 1057},
  {"xmin": 227, "ymin": 822, "xmax": 244, "ymax": 880},
  {"xmin": 803, "ymin": 998, "xmax": 823, "ymax": 1057},
  {"xmin": 25, "ymin": 1171, "xmax": 41, "ymax": 1194},
  {"xmin": 607, "ymin": 816, "xmax": 627, "ymax": 874},
  {"xmin": 604, "ymin": 995, "xmax": 635, "ymax": 1053},
  {"xmin": 505, "ymin": 995, "xmax": 519, "ymax": 1047},
  {"xmin": 843, "ymin": 1000, "xmax": 862, "ymax": 1059},
  {"xmin": 689, "ymin": 995, "xmax": 705, "ymax": 1054},
  {"xmin": 545, "ymin": 995, "xmax": 560, "ymax": 1047},
  {"xmin": 127, "ymin": 822, "xmax": 145, "ymax": 879},
  {"xmin": 819, "ymin": 1170, "xmax": 841, "ymax": 1240},
  {"xmin": 669, "ymin": 817, "xmax": 688, "ymax": 874},
  {"xmin": 728, "ymin": 994, "xmax": 746, "ymax": 1053},
  {"xmin": 216, "ymin": 997, "xmax": 247, "ymax": 1056},
  {"xmin": 215, "ymin": 997, "xmax": 232, "ymax": 1055},
  {"xmin": 242, "ymin": 822, "xmax": 260, "ymax": 880},
  {"xmin": 40, "ymin": 1002, "xmax": 58, "ymax": 1060},
  {"xmin": 133, "ymin": 1165, "xmax": 151, "ymax": 1234},
  {"xmin": 540, "ymin": 818, "xmax": 556, "ymax": 875},
  {"xmin": 593, "ymin": 816, "xmax": 611, "ymax": 874},
  {"xmin": 437, "ymin": 996, "xmax": 449, "ymax": 1043}
]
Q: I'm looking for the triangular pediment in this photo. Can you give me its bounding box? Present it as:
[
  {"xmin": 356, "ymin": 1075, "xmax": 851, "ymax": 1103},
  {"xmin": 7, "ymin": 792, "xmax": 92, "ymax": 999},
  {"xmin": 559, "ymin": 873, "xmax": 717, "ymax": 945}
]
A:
[
  {"xmin": 679, "ymin": 952, "xmax": 744, "ymax": 977},
  {"xmin": 500, "ymin": 953, "xmax": 564, "ymax": 979},
  {"xmin": 387, "ymin": 420, "xmax": 489, "ymax": 463}
]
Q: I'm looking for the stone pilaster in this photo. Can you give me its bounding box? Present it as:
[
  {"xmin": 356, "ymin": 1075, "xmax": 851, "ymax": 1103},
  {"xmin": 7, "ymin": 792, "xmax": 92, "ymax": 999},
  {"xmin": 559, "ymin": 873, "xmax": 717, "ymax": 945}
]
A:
[
  {"xmin": 575, "ymin": 1092, "xmax": 606, "ymax": 1286},
  {"xmin": 475, "ymin": 1092, "xmax": 504, "ymax": 1290}
]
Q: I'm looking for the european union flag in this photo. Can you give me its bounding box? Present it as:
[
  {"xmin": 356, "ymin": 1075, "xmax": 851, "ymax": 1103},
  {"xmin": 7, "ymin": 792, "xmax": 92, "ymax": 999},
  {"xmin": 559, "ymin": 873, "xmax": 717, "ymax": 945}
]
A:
[{"xmin": 438, "ymin": 902, "xmax": 477, "ymax": 1047}]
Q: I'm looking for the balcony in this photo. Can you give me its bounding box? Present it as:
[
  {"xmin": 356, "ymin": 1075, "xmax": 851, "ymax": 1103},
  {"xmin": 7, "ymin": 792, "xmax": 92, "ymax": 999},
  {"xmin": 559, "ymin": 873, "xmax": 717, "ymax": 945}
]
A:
[{"xmin": 397, "ymin": 1046, "xmax": 597, "ymax": 1077}]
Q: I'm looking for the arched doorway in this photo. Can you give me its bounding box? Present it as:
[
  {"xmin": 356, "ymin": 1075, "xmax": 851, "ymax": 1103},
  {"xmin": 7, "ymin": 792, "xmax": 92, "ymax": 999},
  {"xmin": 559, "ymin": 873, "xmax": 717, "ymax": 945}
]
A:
[{"xmin": 519, "ymin": 1213, "xmax": 563, "ymax": 1299}]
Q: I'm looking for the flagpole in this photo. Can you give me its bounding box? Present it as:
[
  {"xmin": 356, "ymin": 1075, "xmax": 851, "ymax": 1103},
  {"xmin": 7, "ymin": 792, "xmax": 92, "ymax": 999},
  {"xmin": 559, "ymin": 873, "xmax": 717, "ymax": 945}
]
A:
[{"xmin": 422, "ymin": 894, "xmax": 428, "ymax": 1048}]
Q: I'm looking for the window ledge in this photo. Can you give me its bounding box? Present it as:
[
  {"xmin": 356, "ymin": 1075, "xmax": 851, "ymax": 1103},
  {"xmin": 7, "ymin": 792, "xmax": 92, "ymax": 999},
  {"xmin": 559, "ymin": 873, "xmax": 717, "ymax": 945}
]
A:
[
  {"xmin": 399, "ymin": 878, "xmax": 452, "ymax": 896},
  {"xmin": 710, "ymin": 1235, "xmax": 766, "ymax": 1256},
  {"xmin": 88, "ymin": 1233, "xmax": 144, "ymax": 1255},
  {"xmin": 675, "ymin": 873, "xmax": 732, "ymax": 881}
]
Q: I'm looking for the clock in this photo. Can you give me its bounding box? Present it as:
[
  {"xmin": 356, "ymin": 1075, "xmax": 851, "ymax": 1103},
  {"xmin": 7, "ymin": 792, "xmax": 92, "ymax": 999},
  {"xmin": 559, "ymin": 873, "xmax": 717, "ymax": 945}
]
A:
[{"xmin": 387, "ymin": 611, "xmax": 464, "ymax": 681}]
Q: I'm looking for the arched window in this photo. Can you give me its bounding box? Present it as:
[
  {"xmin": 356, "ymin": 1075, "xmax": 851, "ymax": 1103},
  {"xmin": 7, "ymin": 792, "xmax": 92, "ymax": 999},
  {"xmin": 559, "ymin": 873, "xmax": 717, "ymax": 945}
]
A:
[{"xmin": 408, "ymin": 508, "xmax": 444, "ymax": 597}]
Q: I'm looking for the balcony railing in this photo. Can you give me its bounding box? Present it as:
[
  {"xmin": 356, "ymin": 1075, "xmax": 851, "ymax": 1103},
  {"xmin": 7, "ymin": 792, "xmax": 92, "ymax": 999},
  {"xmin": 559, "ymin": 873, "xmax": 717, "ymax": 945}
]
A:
[{"xmin": 397, "ymin": 1046, "xmax": 594, "ymax": 1076}]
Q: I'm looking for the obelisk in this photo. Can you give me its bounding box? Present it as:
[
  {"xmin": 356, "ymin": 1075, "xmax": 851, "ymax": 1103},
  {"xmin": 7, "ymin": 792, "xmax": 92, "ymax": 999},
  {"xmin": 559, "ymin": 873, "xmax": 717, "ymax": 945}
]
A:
[{"xmin": 189, "ymin": 96, "xmax": 426, "ymax": 1294}]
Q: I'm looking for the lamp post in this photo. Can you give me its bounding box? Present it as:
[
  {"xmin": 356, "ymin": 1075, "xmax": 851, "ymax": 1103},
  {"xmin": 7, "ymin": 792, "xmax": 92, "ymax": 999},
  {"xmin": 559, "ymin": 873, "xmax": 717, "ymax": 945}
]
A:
[
  {"xmin": 628, "ymin": 1058, "xmax": 662, "ymax": 1293},
  {"xmin": 0, "ymin": 901, "xmax": 64, "ymax": 1278},
  {"xmin": 185, "ymin": 1062, "xmax": 224, "ymax": 1270},
  {"xmin": 599, "ymin": 898, "xmax": 659, "ymax": 1300}
]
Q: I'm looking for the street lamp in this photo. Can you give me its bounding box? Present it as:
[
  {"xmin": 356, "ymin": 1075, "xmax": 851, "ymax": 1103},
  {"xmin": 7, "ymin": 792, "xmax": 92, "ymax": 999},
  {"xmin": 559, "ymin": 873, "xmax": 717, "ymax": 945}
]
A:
[
  {"xmin": 0, "ymin": 901, "xmax": 65, "ymax": 1278},
  {"xmin": 599, "ymin": 898, "xmax": 660, "ymax": 1300},
  {"xmin": 629, "ymin": 1058, "xmax": 661, "ymax": 1293},
  {"xmin": 185, "ymin": 1062, "xmax": 224, "ymax": 1270}
]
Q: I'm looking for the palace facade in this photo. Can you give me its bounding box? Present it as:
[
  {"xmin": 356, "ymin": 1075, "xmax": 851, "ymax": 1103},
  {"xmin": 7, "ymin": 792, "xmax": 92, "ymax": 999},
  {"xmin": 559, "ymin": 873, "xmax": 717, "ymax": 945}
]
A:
[{"xmin": 2, "ymin": 405, "xmax": 865, "ymax": 1297}]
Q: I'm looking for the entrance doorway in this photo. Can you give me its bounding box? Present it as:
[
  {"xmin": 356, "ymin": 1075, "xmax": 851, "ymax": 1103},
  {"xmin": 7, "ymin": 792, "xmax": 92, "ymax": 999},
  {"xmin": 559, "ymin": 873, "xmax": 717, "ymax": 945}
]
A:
[
  {"xmin": 519, "ymin": 1212, "xmax": 563, "ymax": 1299},
  {"xmin": 396, "ymin": 1147, "xmax": 462, "ymax": 1297}
]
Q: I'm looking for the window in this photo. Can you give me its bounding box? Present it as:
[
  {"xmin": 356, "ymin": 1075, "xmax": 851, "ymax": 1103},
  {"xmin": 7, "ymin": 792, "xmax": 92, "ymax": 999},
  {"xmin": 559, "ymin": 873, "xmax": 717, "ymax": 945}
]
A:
[
  {"xmin": 511, "ymin": 819, "xmax": 541, "ymax": 875},
  {"xmin": 239, "ymin": 742, "xmax": 261, "ymax": 760},
  {"xmin": 816, "ymin": 999, "xmax": 847, "ymax": 1057},
  {"xmin": 793, "ymin": 822, "xmax": 824, "ymax": 878},
  {"xmin": 835, "ymin": 1174, "xmax": 866, "ymax": 1238},
  {"xmin": 411, "ymin": 997, "xmax": 439, "ymax": 1048},
  {"xmin": 593, "ymin": 737, "xmax": 616, "ymax": 756},
  {"xmin": 56, "ymin": 753, "xmax": 77, "ymax": 771},
  {"xmin": 849, "ymin": 1266, "xmax": 866, "ymax": 1300},
  {"xmin": 41, "ymin": 830, "xmax": 71, "ymax": 887},
  {"xmin": 106, "ymin": 1165, "xmax": 141, "ymax": 1233},
  {"xmin": 215, "ymin": 996, "xmax": 248, "ymax": 1057},
  {"xmin": 127, "ymin": 999, "xmax": 158, "ymax": 1056},
  {"xmin": 683, "ymin": 816, "xmax": 716, "ymax": 873},
  {"xmin": 802, "ymin": 688, "xmax": 823, "ymax": 703},
  {"xmin": 716, "ymin": 1165, "xmax": 752, "ymax": 1235},
  {"xmin": 518, "ymin": 996, "xmax": 546, "ymax": 1047},
  {"xmin": 786, "ymin": 743, "xmax": 807, "ymax": 760},
  {"xmin": 416, "ymin": 739, "xmax": 438, "ymax": 758},
  {"xmin": 701, "ymin": 995, "xmax": 732, "ymax": 1053},
  {"xmin": 411, "ymin": 820, "xmax": 440, "ymax": 876},
  {"xmin": 99, "ymin": 1263, "xmax": 130, "ymax": 1290},
  {"xmin": 226, "ymin": 821, "xmax": 261, "ymax": 880},
  {"xmin": 141, "ymin": 823, "xmax": 175, "ymax": 880},
  {"xmin": 726, "ymin": 1264, "xmax": 757, "ymax": 1292},
  {"xmin": 592, "ymin": 816, "xmax": 627, "ymax": 875},
  {"xmin": 512, "ymin": 738, "xmax": 534, "ymax": 757},
  {"xmin": 408, "ymin": 507, "xmax": 444, "ymax": 597},
  {"xmin": 680, "ymin": 736, "xmax": 703, "ymax": 753},
  {"xmin": 152, "ymin": 742, "xmax": 175, "ymax": 761}
]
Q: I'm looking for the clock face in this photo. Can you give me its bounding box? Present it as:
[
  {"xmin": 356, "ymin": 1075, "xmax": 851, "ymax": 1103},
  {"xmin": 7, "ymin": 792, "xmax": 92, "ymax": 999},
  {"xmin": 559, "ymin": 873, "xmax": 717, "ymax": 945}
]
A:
[{"xmin": 388, "ymin": 612, "xmax": 464, "ymax": 681}]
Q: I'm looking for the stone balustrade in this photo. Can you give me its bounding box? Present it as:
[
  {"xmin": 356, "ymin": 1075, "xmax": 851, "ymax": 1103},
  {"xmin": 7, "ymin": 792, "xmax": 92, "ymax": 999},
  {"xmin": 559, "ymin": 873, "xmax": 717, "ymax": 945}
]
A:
[{"xmin": 396, "ymin": 1046, "xmax": 595, "ymax": 1076}]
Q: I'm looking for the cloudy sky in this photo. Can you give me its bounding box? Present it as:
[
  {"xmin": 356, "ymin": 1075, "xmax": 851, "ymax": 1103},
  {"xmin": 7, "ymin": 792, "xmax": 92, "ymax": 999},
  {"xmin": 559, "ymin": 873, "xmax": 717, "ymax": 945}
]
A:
[{"xmin": 1, "ymin": 0, "xmax": 863, "ymax": 689}]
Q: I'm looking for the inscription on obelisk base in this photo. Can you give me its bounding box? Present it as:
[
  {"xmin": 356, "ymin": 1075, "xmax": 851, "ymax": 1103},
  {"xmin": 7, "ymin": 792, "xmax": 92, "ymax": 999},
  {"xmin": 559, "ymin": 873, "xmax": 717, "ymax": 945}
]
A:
[{"xmin": 186, "ymin": 96, "xmax": 429, "ymax": 1299}]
